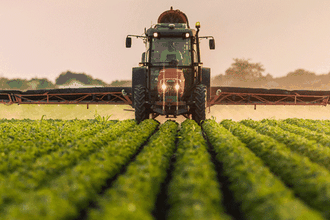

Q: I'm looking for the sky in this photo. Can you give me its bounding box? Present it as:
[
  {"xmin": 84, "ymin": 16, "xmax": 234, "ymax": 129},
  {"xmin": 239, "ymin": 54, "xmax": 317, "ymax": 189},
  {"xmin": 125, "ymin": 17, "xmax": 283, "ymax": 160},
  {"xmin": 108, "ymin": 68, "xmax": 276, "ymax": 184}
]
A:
[{"xmin": 0, "ymin": 0, "xmax": 329, "ymax": 84}]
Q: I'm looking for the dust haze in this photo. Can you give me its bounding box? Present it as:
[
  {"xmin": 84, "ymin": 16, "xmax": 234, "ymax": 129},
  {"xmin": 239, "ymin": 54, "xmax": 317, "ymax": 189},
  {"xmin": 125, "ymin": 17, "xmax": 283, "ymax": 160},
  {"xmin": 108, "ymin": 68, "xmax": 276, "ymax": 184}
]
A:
[
  {"xmin": 2, "ymin": 104, "xmax": 330, "ymax": 123},
  {"xmin": 206, "ymin": 105, "xmax": 330, "ymax": 122}
]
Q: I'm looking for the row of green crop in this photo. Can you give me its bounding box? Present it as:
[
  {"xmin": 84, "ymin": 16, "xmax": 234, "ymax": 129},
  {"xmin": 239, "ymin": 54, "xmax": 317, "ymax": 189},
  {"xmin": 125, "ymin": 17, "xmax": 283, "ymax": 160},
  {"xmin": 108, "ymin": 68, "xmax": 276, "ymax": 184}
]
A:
[
  {"xmin": 0, "ymin": 119, "xmax": 62, "ymax": 147},
  {"xmin": 262, "ymin": 119, "xmax": 330, "ymax": 147},
  {"xmin": 0, "ymin": 120, "xmax": 132, "ymax": 192},
  {"xmin": 0, "ymin": 119, "xmax": 115, "ymax": 146},
  {"xmin": 2, "ymin": 117, "xmax": 330, "ymax": 219},
  {"xmin": 88, "ymin": 120, "xmax": 178, "ymax": 220},
  {"xmin": 0, "ymin": 119, "xmax": 142, "ymax": 219},
  {"xmin": 202, "ymin": 120, "xmax": 323, "ymax": 220},
  {"xmin": 284, "ymin": 118, "xmax": 330, "ymax": 134},
  {"xmin": 0, "ymin": 119, "xmax": 102, "ymax": 152},
  {"xmin": 301, "ymin": 119, "xmax": 330, "ymax": 126},
  {"xmin": 241, "ymin": 119, "xmax": 330, "ymax": 172},
  {"xmin": 0, "ymin": 120, "xmax": 117, "ymax": 175},
  {"xmin": 0, "ymin": 119, "xmax": 159, "ymax": 220},
  {"xmin": 167, "ymin": 120, "xmax": 231, "ymax": 220},
  {"xmin": 221, "ymin": 119, "xmax": 330, "ymax": 218}
]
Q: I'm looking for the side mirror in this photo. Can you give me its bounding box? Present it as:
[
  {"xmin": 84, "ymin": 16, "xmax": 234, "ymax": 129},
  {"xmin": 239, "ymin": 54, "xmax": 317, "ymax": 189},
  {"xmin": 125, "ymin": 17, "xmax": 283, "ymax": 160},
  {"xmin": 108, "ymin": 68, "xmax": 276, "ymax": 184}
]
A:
[
  {"xmin": 126, "ymin": 37, "xmax": 132, "ymax": 48},
  {"xmin": 209, "ymin": 39, "xmax": 215, "ymax": 50}
]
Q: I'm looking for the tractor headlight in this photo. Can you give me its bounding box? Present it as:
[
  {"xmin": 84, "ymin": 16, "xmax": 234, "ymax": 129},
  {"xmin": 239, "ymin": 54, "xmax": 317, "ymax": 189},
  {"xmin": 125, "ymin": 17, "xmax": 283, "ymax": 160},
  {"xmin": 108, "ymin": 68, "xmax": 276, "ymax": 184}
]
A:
[
  {"xmin": 175, "ymin": 84, "xmax": 180, "ymax": 90},
  {"xmin": 185, "ymin": 33, "xmax": 190, "ymax": 38},
  {"xmin": 162, "ymin": 84, "xmax": 167, "ymax": 90},
  {"xmin": 153, "ymin": 32, "xmax": 159, "ymax": 38}
]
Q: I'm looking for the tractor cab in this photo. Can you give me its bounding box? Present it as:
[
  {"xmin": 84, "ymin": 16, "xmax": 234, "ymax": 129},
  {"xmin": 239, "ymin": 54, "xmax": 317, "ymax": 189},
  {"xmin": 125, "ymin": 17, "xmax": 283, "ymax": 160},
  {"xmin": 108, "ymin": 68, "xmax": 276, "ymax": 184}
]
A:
[
  {"xmin": 149, "ymin": 26, "xmax": 192, "ymax": 66},
  {"xmin": 148, "ymin": 23, "xmax": 193, "ymax": 101}
]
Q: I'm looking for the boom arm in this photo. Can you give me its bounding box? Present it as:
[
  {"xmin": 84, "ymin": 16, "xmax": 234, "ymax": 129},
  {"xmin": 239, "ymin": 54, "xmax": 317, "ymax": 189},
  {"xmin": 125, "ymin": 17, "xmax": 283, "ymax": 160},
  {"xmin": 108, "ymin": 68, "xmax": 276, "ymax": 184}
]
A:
[
  {"xmin": 1, "ymin": 86, "xmax": 330, "ymax": 108},
  {"xmin": 0, "ymin": 87, "xmax": 132, "ymax": 106},
  {"xmin": 209, "ymin": 86, "xmax": 330, "ymax": 107}
]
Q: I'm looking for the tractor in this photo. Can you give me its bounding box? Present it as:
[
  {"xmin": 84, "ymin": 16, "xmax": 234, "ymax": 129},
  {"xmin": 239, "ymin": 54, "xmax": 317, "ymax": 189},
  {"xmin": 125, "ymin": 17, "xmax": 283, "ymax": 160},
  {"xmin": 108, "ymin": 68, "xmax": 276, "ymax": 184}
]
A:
[{"xmin": 126, "ymin": 7, "xmax": 215, "ymax": 124}]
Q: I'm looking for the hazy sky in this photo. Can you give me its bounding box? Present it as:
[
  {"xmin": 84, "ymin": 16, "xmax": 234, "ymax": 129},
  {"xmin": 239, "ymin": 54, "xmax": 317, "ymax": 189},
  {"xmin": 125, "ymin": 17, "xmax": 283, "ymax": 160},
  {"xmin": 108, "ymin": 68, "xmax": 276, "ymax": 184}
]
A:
[{"xmin": 0, "ymin": 0, "xmax": 329, "ymax": 84}]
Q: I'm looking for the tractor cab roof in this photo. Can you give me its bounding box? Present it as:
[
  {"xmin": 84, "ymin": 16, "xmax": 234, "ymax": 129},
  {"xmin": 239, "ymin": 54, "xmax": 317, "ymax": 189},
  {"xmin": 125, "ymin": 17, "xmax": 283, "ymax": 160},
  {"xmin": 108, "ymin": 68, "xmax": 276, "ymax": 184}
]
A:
[{"xmin": 146, "ymin": 23, "xmax": 194, "ymax": 38}]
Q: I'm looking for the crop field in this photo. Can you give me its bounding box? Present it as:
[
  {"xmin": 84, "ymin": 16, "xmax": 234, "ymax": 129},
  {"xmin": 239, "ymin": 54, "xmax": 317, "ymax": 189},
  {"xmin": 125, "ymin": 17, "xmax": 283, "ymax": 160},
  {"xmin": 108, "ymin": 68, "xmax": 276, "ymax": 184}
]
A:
[{"xmin": 1, "ymin": 118, "xmax": 330, "ymax": 219}]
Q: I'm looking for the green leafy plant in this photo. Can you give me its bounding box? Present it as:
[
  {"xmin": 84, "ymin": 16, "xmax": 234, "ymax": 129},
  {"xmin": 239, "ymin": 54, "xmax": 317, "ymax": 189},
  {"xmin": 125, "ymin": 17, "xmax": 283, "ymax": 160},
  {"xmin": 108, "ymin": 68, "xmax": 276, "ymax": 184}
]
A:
[
  {"xmin": 242, "ymin": 119, "xmax": 330, "ymax": 170},
  {"xmin": 203, "ymin": 119, "xmax": 323, "ymax": 220},
  {"xmin": 222, "ymin": 119, "xmax": 330, "ymax": 218},
  {"xmin": 93, "ymin": 110, "xmax": 112, "ymax": 123},
  {"xmin": 284, "ymin": 118, "xmax": 330, "ymax": 134},
  {"xmin": 167, "ymin": 119, "xmax": 232, "ymax": 220},
  {"xmin": 89, "ymin": 120, "xmax": 177, "ymax": 220}
]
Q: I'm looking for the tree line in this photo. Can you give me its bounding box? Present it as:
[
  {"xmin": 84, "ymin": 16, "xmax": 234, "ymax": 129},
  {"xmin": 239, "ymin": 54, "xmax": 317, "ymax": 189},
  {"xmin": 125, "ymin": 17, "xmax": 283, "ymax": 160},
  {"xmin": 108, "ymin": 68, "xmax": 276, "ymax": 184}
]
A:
[
  {"xmin": 0, "ymin": 71, "xmax": 131, "ymax": 90},
  {"xmin": 212, "ymin": 58, "xmax": 330, "ymax": 90},
  {"xmin": 1, "ymin": 61, "xmax": 329, "ymax": 90}
]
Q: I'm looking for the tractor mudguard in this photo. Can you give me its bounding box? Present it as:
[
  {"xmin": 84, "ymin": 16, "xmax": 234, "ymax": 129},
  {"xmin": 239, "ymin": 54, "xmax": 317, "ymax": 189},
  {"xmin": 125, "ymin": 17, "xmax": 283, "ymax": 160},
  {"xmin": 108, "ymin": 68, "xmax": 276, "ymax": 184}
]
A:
[
  {"xmin": 132, "ymin": 67, "xmax": 148, "ymax": 107},
  {"xmin": 202, "ymin": 67, "xmax": 210, "ymax": 102}
]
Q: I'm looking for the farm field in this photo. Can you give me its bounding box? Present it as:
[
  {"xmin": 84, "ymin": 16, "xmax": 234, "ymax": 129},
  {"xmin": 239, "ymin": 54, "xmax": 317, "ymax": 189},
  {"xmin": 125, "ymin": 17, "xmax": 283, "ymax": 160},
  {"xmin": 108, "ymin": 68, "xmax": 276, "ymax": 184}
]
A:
[{"xmin": 1, "ymin": 118, "xmax": 330, "ymax": 219}]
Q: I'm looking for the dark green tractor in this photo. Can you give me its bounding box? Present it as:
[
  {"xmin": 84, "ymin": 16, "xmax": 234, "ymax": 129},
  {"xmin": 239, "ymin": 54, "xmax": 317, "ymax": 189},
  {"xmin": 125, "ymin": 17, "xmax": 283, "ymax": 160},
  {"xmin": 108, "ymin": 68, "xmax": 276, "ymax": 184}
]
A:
[{"xmin": 126, "ymin": 7, "xmax": 215, "ymax": 124}]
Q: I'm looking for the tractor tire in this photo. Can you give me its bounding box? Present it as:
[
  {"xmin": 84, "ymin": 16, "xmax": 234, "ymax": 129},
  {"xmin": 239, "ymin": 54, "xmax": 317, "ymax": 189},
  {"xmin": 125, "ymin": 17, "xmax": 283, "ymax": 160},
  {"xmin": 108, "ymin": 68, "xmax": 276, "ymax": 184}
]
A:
[
  {"xmin": 134, "ymin": 84, "xmax": 149, "ymax": 123},
  {"xmin": 192, "ymin": 84, "xmax": 206, "ymax": 124}
]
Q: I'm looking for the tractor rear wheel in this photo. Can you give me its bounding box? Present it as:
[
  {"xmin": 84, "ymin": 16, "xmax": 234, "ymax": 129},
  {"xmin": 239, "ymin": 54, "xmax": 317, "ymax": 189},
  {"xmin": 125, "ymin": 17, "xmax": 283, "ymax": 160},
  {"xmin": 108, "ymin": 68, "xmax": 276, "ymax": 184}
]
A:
[
  {"xmin": 134, "ymin": 84, "xmax": 149, "ymax": 123},
  {"xmin": 192, "ymin": 84, "xmax": 206, "ymax": 124}
]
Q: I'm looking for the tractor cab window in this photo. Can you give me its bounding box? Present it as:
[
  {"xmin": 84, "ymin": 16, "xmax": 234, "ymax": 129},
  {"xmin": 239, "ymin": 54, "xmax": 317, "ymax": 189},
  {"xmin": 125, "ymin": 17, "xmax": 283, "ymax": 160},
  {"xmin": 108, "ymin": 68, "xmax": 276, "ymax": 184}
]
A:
[{"xmin": 151, "ymin": 38, "xmax": 191, "ymax": 66}]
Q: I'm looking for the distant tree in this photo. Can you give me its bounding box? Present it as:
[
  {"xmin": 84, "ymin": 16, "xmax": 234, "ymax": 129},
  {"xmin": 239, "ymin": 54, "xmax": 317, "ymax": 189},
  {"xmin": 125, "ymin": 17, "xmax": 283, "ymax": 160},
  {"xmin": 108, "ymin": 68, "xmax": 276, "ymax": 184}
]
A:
[
  {"xmin": 37, "ymin": 78, "xmax": 56, "ymax": 89},
  {"xmin": 27, "ymin": 78, "xmax": 55, "ymax": 90},
  {"xmin": 225, "ymin": 58, "xmax": 265, "ymax": 81},
  {"xmin": 286, "ymin": 69, "xmax": 316, "ymax": 78},
  {"xmin": 0, "ymin": 77, "xmax": 10, "ymax": 89},
  {"xmin": 55, "ymin": 71, "xmax": 107, "ymax": 86},
  {"xmin": 92, "ymin": 79, "xmax": 107, "ymax": 86},
  {"xmin": 27, "ymin": 78, "xmax": 39, "ymax": 90},
  {"xmin": 265, "ymin": 73, "xmax": 273, "ymax": 80},
  {"xmin": 6, "ymin": 79, "xmax": 29, "ymax": 90},
  {"xmin": 109, "ymin": 80, "xmax": 132, "ymax": 87},
  {"xmin": 56, "ymin": 71, "xmax": 92, "ymax": 85}
]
